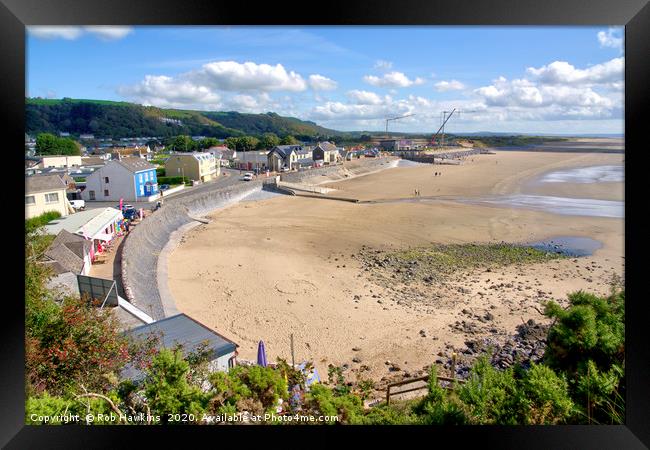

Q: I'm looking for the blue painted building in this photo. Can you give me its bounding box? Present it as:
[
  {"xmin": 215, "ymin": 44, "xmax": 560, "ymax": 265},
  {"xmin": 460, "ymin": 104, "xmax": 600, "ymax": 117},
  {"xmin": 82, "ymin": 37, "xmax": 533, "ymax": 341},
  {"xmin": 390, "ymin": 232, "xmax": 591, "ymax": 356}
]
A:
[{"xmin": 82, "ymin": 157, "xmax": 159, "ymax": 202}]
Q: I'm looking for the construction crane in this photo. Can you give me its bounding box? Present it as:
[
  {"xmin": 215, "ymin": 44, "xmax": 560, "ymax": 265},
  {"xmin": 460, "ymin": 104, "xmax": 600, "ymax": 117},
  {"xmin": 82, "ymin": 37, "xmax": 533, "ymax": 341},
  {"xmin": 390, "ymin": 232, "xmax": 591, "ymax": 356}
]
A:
[
  {"xmin": 385, "ymin": 113, "xmax": 415, "ymax": 135},
  {"xmin": 431, "ymin": 109, "xmax": 457, "ymax": 148}
]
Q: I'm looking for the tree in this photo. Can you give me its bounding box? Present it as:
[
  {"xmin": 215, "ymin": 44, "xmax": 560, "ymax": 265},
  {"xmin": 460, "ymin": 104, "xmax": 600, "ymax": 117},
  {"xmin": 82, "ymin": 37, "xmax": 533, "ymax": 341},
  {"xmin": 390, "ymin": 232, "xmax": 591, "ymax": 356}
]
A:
[
  {"xmin": 257, "ymin": 133, "xmax": 280, "ymax": 150},
  {"xmin": 35, "ymin": 133, "xmax": 81, "ymax": 156},
  {"xmin": 280, "ymin": 135, "xmax": 298, "ymax": 145},
  {"xmin": 238, "ymin": 136, "xmax": 259, "ymax": 152},
  {"xmin": 169, "ymin": 135, "xmax": 196, "ymax": 152},
  {"xmin": 224, "ymin": 137, "xmax": 239, "ymax": 151},
  {"xmin": 197, "ymin": 137, "xmax": 220, "ymax": 150}
]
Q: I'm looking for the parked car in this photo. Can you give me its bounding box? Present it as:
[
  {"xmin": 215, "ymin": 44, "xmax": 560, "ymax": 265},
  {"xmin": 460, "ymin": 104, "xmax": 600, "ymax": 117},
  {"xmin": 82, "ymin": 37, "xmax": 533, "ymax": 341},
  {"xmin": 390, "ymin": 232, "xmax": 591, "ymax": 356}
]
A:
[
  {"xmin": 281, "ymin": 166, "xmax": 291, "ymax": 172},
  {"xmin": 123, "ymin": 208, "xmax": 137, "ymax": 220},
  {"xmin": 70, "ymin": 199, "xmax": 85, "ymax": 211},
  {"xmin": 160, "ymin": 184, "xmax": 170, "ymax": 191},
  {"xmin": 242, "ymin": 172, "xmax": 254, "ymax": 181}
]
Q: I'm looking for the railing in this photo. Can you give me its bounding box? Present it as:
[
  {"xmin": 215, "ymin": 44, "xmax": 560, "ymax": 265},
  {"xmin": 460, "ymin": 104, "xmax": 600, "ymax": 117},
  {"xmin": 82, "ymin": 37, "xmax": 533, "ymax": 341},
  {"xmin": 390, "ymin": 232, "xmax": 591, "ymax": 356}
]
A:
[{"xmin": 385, "ymin": 375, "xmax": 465, "ymax": 405}]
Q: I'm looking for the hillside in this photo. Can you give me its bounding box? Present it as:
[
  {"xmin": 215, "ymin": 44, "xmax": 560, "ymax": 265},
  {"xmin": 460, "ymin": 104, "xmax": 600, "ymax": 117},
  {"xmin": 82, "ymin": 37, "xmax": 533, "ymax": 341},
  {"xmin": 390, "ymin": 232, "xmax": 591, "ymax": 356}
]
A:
[{"xmin": 25, "ymin": 98, "xmax": 342, "ymax": 140}]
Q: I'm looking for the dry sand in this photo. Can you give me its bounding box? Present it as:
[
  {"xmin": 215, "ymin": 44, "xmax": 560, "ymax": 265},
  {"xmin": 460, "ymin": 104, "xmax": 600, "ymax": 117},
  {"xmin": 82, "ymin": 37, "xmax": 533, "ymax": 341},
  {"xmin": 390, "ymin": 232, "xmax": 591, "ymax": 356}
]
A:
[{"xmin": 168, "ymin": 150, "xmax": 624, "ymax": 385}]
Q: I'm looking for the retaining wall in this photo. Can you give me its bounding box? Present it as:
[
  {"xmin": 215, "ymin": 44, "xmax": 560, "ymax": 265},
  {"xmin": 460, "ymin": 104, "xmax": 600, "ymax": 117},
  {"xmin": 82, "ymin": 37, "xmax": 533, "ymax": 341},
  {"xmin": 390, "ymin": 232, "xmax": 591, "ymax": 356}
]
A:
[
  {"xmin": 121, "ymin": 180, "xmax": 263, "ymax": 320},
  {"xmin": 121, "ymin": 156, "xmax": 399, "ymax": 320},
  {"xmin": 402, "ymin": 148, "xmax": 487, "ymax": 164}
]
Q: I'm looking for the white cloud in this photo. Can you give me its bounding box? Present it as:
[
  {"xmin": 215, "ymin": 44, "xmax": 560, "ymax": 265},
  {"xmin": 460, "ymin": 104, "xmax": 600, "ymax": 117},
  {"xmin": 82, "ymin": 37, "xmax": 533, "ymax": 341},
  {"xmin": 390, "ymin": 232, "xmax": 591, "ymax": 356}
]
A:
[
  {"xmin": 363, "ymin": 71, "xmax": 425, "ymax": 88},
  {"xmin": 308, "ymin": 74, "xmax": 338, "ymax": 91},
  {"xmin": 117, "ymin": 75, "xmax": 222, "ymax": 110},
  {"xmin": 434, "ymin": 80, "xmax": 466, "ymax": 92},
  {"xmin": 374, "ymin": 60, "xmax": 393, "ymax": 70},
  {"xmin": 346, "ymin": 90, "xmax": 385, "ymax": 105},
  {"xmin": 197, "ymin": 61, "xmax": 307, "ymax": 92},
  {"xmin": 28, "ymin": 27, "xmax": 84, "ymax": 40},
  {"xmin": 597, "ymin": 28, "xmax": 623, "ymax": 51},
  {"xmin": 28, "ymin": 26, "xmax": 133, "ymax": 41},
  {"xmin": 526, "ymin": 58, "xmax": 623, "ymax": 87},
  {"xmin": 83, "ymin": 26, "xmax": 133, "ymax": 41}
]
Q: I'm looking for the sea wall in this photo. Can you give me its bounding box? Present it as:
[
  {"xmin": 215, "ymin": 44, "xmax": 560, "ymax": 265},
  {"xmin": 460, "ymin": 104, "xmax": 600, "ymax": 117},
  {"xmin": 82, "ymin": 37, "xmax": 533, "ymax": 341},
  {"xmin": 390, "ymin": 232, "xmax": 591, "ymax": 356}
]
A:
[
  {"xmin": 401, "ymin": 148, "xmax": 487, "ymax": 164},
  {"xmin": 280, "ymin": 156, "xmax": 399, "ymax": 184},
  {"xmin": 121, "ymin": 156, "xmax": 399, "ymax": 320},
  {"xmin": 121, "ymin": 181, "xmax": 263, "ymax": 320}
]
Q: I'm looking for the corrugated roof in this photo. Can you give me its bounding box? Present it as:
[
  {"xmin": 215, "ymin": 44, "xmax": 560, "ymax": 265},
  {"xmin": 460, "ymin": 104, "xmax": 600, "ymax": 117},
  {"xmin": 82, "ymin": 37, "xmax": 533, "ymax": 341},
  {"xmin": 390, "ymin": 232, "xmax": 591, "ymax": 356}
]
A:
[
  {"xmin": 44, "ymin": 207, "xmax": 121, "ymax": 237},
  {"xmin": 122, "ymin": 313, "xmax": 238, "ymax": 381},
  {"xmin": 25, "ymin": 174, "xmax": 66, "ymax": 194}
]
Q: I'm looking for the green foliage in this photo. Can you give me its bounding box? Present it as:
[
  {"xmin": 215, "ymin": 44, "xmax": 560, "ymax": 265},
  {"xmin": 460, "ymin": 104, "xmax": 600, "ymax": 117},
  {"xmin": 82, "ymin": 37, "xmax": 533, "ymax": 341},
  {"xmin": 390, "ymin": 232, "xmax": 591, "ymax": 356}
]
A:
[
  {"xmin": 26, "ymin": 392, "xmax": 116, "ymax": 425},
  {"xmin": 517, "ymin": 363, "xmax": 575, "ymax": 424},
  {"xmin": 352, "ymin": 403, "xmax": 417, "ymax": 425},
  {"xmin": 25, "ymin": 211, "xmax": 62, "ymax": 234},
  {"xmin": 280, "ymin": 135, "xmax": 298, "ymax": 145},
  {"xmin": 35, "ymin": 133, "xmax": 81, "ymax": 156},
  {"xmin": 575, "ymin": 360, "xmax": 624, "ymax": 424},
  {"xmin": 207, "ymin": 364, "xmax": 287, "ymax": 416},
  {"xmin": 26, "ymin": 98, "xmax": 338, "ymax": 140},
  {"xmin": 457, "ymin": 356, "xmax": 523, "ymax": 424},
  {"xmin": 303, "ymin": 383, "xmax": 363, "ymax": 424},
  {"xmin": 168, "ymin": 135, "xmax": 197, "ymax": 152},
  {"xmin": 157, "ymin": 176, "xmax": 187, "ymax": 186},
  {"xmin": 544, "ymin": 290, "xmax": 625, "ymax": 375},
  {"xmin": 143, "ymin": 348, "xmax": 207, "ymax": 422},
  {"xmin": 412, "ymin": 365, "xmax": 468, "ymax": 425},
  {"xmin": 258, "ymin": 132, "xmax": 280, "ymax": 150}
]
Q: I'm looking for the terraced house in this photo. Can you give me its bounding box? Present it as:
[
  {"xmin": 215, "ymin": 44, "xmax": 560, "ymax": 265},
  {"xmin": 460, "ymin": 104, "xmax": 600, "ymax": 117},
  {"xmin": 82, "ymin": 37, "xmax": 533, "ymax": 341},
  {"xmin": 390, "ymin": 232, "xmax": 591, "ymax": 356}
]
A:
[
  {"xmin": 82, "ymin": 157, "xmax": 159, "ymax": 202},
  {"xmin": 164, "ymin": 152, "xmax": 219, "ymax": 183}
]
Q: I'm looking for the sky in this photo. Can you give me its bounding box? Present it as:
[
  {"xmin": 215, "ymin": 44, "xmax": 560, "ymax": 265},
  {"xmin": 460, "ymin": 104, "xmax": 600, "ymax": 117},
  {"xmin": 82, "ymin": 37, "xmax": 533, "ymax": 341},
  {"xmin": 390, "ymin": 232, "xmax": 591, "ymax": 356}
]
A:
[{"xmin": 26, "ymin": 26, "xmax": 624, "ymax": 134}]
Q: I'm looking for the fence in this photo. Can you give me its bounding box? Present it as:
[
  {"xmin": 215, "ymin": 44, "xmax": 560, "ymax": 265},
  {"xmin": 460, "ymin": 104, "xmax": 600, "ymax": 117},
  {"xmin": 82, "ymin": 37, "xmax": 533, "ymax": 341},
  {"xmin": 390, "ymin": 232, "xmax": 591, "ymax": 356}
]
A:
[{"xmin": 385, "ymin": 375, "xmax": 466, "ymax": 405}]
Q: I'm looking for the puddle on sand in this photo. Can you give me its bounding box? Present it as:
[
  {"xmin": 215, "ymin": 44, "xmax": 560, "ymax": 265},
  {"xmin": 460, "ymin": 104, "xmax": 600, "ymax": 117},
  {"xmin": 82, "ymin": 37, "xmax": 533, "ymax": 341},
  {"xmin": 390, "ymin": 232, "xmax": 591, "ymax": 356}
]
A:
[{"xmin": 524, "ymin": 236, "xmax": 603, "ymax": 257}]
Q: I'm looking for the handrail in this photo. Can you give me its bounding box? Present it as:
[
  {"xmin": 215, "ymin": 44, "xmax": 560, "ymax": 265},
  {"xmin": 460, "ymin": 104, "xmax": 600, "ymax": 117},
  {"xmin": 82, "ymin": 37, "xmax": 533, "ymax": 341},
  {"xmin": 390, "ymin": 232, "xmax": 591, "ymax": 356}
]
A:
[{"xmin": 386, "ymin": 375, "xmax": 465, "ymax": 405}]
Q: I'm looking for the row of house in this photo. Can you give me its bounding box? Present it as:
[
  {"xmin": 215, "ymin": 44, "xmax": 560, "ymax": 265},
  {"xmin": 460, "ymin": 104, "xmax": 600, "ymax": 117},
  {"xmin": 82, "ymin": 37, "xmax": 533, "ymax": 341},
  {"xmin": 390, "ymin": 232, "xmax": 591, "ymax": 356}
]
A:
[{"xmin": 267, "ymin": 141, "xmax": 342, "ymax": 171}]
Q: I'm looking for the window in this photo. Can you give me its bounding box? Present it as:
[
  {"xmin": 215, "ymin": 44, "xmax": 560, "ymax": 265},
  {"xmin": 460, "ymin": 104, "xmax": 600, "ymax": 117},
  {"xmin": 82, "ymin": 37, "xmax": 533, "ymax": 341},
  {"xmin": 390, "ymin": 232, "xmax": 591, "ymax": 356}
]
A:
[
  {"xmin": 44, "ymin": 193, "xmax": 59, "ymax": 203},
  {"xmin": 25, "ymin": 196, "xmax": 35, "ymax": 205},
  {"xmin": 104, "ymin": 189, "xmax": 109, "ymax": 197},
  {"xmin": 139, "ymin": 185, "xmax": 144, "ymax": 196},
  {"xmin": 89, "ymin": 190, "xmax": 96, "ymax": 200},
  {"xmin": 139, "ymin": 174, "xmax": 143, "ymax": 183},
  {"xmin": 144, "ymin": 172, "xmax": 149, "ymax": 181},
  {"xmin": 104, "ymin": 177, "xmax": 109, "ymax": 183}
]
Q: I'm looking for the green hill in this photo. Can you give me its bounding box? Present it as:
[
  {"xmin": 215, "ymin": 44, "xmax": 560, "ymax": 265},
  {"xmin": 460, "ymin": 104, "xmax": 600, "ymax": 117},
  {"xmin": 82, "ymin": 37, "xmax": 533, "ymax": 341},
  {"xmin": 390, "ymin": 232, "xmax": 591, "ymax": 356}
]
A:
[{"xmin": 25, "ymin": 97, "xmax": 343, "ymax": 140}]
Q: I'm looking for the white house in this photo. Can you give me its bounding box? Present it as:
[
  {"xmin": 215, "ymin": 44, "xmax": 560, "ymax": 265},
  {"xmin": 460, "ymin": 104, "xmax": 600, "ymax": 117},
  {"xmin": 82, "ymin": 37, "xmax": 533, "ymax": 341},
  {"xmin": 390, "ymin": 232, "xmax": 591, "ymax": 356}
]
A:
[
  {"xmin": 121, "ymin": 313, "xmax": 239, "ymax": 381},
  {"xmin": 82, "ymin": 157, "xmax": 159, "ymax": 202}
]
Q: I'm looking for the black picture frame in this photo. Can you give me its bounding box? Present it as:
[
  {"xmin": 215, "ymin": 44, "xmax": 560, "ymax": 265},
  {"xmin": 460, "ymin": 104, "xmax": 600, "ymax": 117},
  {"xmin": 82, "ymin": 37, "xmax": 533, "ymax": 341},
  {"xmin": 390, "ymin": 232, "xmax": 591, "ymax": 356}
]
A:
[{"xmin": 3, "ymin": 0, "xmax": 648, "ymax": 447}]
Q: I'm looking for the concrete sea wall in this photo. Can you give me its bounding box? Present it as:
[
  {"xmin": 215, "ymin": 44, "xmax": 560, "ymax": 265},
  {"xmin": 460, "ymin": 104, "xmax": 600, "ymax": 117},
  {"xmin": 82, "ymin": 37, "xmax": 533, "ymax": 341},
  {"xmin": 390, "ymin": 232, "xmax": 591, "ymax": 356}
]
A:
[{"xmin": 120, "ymin": 156, "xmax": 400, "ymax": 320}]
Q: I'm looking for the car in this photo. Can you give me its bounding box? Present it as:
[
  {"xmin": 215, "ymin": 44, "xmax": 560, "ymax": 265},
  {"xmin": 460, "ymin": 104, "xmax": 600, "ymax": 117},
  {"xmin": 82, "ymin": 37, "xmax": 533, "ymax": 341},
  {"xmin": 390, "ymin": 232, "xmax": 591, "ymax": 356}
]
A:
[
  {"xmin": 69, "ymin": 199, "xmax": 85, "ymax": 210},
  {"xmin": 160, "ymin": 184, "xmax": 170, "ymax": 191},
  {"xmin": 242, "ymin": 173, "xmax": 254, "ymax": 181},
  {"xmin": 122, "ymin": 208, "xmax": 138, "ymax": 220},
  {"xmin": 280, "ymin": 166, "xmax": 291, "ymax": 172}
]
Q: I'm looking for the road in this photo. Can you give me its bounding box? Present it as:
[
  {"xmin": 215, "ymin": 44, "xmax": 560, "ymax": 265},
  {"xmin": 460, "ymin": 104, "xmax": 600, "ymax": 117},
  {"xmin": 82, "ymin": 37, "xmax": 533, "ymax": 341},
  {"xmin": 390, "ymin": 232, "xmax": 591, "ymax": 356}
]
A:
[{"xmin": 83, "ymin": 168, "xmax": 262, "ymax": 211}]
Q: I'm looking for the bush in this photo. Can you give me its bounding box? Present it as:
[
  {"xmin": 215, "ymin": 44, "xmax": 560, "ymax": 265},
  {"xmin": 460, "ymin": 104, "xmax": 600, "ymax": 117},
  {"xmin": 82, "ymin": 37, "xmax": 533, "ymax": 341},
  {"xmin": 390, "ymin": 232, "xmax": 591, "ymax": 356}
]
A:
[
  {"xmin": 544, "ymin": 290, "xmax": 624, "ymax": 375},
  {"xmin": 517, "ymin": 363, "xmax": 575, "ymax": 424},
  {"xmin": 143, "ymin": 348, "xmax": 208, "ymax": 422},
  {"xmin": 26, "ymin": 211, "xmax": 61, "ymax": 234},
  {"xmin": 158, "ymin": 176, "xmax": 188, "ymax": 185},
  {"xmin": 303, "ymin": 383, "xmax": 363, "ymax": 424}
]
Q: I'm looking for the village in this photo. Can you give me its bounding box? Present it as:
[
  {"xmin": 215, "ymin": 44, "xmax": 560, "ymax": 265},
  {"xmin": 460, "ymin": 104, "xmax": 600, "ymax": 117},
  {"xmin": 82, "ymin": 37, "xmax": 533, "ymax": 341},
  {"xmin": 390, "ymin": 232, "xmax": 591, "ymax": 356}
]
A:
[{"xmin": 25, "ymin": 131, "xmax": 476, "ymax": 386}]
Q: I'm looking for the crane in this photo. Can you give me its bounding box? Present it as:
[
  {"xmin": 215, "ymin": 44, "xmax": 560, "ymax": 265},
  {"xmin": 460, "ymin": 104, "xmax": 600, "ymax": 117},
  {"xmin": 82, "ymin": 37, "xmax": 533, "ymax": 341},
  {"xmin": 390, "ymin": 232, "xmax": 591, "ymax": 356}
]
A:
[
  {"xmin": 431, "ymin": 109, "xmax": 457, "ymax": 148},
  {"xmin": 385, "ymin": 113, "xmax": 415, "ymax": 135}
]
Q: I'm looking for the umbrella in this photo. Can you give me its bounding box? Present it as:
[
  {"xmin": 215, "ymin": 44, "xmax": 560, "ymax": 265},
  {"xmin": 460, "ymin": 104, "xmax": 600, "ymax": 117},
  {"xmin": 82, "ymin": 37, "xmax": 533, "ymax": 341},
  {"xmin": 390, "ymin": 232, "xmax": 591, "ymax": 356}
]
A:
[{"xmin": 257, "ymin": 340, "xmax": 267, "ymax": 367}]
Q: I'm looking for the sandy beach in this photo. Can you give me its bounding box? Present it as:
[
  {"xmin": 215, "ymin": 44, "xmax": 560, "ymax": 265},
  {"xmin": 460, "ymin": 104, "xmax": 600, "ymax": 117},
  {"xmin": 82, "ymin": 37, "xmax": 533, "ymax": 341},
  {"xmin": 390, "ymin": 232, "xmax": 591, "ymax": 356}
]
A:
[{"xmin": 168, "ymin": 150, "xmax": 624, "ymax": 385}]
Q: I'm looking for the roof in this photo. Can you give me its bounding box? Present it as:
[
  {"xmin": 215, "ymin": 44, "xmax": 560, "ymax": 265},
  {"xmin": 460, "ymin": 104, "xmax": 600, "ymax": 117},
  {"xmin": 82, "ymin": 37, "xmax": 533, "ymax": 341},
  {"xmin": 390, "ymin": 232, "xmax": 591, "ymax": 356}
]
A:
[
  {"xmin": 269, "ymin": 145, "xmax": 303, "ymax": 159},
  {"xmin": 113, "ymin": 157, "xmax": 156, "ymax": 173},
  {"xmin": 81, "ymin": 157, "xmax": 106, "ymax": 166},
  {"xmin": 315, "ymin": 141, "xmax": 338, "ymax": 153},
  {"xmin": 44, "ymin": 207, "xmax": 121, "ymax": 237},
  {"xmin": 122, "ymin": 313, "xmax": 238, "ymax": 381},
  {"xmin": 44, "ymin": 230, "xmax": 90, "ymax": 275},
  {"xmin": 44, "ymin": 244, "xmax": 84, "ymax": 274},
  {"xmin": 25, "ymin": 174, "xmax": 67, "ymax": 195}
]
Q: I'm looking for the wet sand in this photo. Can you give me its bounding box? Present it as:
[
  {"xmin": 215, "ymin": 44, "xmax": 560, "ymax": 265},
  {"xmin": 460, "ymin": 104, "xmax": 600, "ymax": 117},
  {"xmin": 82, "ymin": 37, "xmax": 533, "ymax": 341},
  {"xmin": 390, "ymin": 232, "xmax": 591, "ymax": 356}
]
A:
[{"xmin": 168, "ymin": 150, "xmax": 624, "ymax": 384}]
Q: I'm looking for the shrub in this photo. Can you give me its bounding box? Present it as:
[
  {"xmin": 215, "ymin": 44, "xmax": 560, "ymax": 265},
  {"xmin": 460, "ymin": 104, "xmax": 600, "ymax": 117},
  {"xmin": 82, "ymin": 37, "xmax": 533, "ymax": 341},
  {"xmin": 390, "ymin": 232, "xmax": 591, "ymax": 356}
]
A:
[
  {"xmin": 303, "ymin": 383, "xmax": 363, "ymax": 424},
  {"xmin": 517, "ymin": 363, "xmax": 575, "ymax": 424},
  {"xmin": 26, "ymin": 211, "xmax": 61, "ymax": 234}
]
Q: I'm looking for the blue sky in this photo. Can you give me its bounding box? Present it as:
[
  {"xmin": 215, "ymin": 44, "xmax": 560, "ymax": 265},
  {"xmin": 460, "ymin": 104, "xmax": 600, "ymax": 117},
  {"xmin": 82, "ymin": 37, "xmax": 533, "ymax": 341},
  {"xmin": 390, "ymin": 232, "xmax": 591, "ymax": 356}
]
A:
[{"xmin": 27, "ymin": 26, "xmax": 624, "ymax": 134}]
